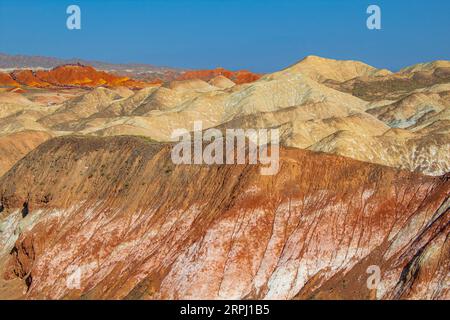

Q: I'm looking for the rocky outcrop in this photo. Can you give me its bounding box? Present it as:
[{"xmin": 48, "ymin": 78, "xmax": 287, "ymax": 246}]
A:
[
  {"xmin": 10, "ymin": 70, "xmax": 51, "ymax": 88},
  {"xmin": 0, "ymin": 136, "xmax": 448, "ymax": 299},
  {"xmin": 0, "ymin": 72, "xmax": 19, "ymax": 87},
  {"xmin": 177, "ymin": 67, "xmax": 261, "ymax": 84},
  {"xmin": 208, "ymin": 75, "xmax": 236, "ymax": 89},
  {"xmin": 1, "ymin": 65, "xmax": 260, "ymax": 89},
  {"xmin": 34, "ymin": 65, "xmax": 155, "ymax": 89},
  {"xmin": 3, "ymin": 65, "xmax": 159, "ymax": 89},
  {"xmin": 1, "ymin": 57, "xmax": 449, "ymax": 176}
]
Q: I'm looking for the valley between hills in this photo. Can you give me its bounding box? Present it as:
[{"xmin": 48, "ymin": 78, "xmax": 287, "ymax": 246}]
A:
[{"xmin": 0, "ymin": 55, "xmax": 448, "ymax": 299}]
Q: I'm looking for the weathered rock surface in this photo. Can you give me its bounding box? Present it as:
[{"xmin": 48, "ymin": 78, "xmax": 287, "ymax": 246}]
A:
[
  {"xmin": 0, "ymin": 72, "xmax": 19, "ymax": 87},
  {"xmin": 176, "ymin": 67, "xmax": 261, "ymax": 84},
  {"xmin": 1, "ymin": 57, "xmax": 448, "ymax": 176},
  {"xmin": 3, "ymin": 65, "xmax": 158, "ymax": 89},
  {"xmin": 270, "ymin": 55, "xmax": 391, "ymax": 83},
  {"xmin": 0, "ymin": 136, "xmax": 448, "ymax": 299},
  {"xmin": 0, "ymin": 56, "xmax": 448, "ymax": 300}
]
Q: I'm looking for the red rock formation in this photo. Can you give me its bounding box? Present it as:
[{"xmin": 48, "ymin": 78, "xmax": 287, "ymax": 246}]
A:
[
  {"xmin": 0, "ymin": 72, "xmax": 19, "ymax": 87},
  {"xmin": 0, "ymin": 65, "xmax": 258, "ymax": 89},
  {"xmin": 233, "ymin": 69, "xmax": 262, "ymax": 84},
  {"xmin": 2, "ymin": 65, "xmax": 159, "ymax": 89},
  {"xmin": 10, "ymin": 70, "xmax": 51, "ymax": 88},
  {"xmin": 177, "ymin": 67, "xmax": 261, "ymax": 84},
  {"xmin": 0, "ymin": 136, "xmax": 448, "ymax": 300},
  {"xmin": 35, "ymin": 65, "xmax": 148, "ymax": 89}
]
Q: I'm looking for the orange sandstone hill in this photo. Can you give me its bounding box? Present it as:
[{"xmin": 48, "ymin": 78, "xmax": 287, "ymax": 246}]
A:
[
  {"xmin": 3, "ymin": 64, "xmax": 160, "ymax": 89},
  {"xmin": 34, "ymin": 65, "xmax": 159, "ymax": 88},
  {"xmin": 0, "ymin": 72, "xmax": 19, "ymax": 87},
  {"xmin": 11, "ymin": 70, "xmax": 52, "ymax": 88},
  {"xmin": 176, "ymin": 67, "xmax": 261, "ymax": 84},
  {"xmin": 0, "ymin": 65, "xmax": 260, "ymax": 89}
]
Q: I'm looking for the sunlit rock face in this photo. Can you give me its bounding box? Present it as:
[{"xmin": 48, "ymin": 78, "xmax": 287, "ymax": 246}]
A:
[
  {"xmin": 1, "ymin": 57, "xmax": 449, "ymax": 176},
  {"xmin": 176, "ymin": 67, "xmax": 261, "ymax": 84},
  {"xmin": 0, "ymin": 56, "xmax": 450, "ymax": 176},
  {"xmin": 0, "ymin": 56, "xmax": 449, "ymax": 300},
  {"xmin": 2, "ymin": 65, "xmax": 159, "ymax": 89},
  {"xmin": 0, "ymin": 136, "xmax": 448, "ymax": 300}
]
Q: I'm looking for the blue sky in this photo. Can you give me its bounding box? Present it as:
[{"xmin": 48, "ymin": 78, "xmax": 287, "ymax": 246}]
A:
[{"xmin": 0, "ymin": 0, "xmax": 449, "ymax": 72}]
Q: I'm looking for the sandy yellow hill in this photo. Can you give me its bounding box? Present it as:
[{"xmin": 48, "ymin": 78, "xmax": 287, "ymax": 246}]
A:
[
  {"xmin": 269, "ymin": 55, "xmax": 391, "ymax": 82},
  {"xmin": 400, "ymin": 60, "xmax": 450, "ymax": 73}
]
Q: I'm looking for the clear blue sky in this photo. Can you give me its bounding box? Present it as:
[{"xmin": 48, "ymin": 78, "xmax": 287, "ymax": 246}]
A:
[{"xmin": 0, "ymin": 0, "xmax": 449, "ymax": 72}]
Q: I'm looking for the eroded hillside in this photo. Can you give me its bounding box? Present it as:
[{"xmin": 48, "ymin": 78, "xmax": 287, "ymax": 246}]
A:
[
  {"xmin": 3, "ymin": 56, "xmax": 448, "ymax": 175},
  {"xmin": 0, "ymin": 56, "xmax": 449, "ymax": 300},
  {"xmin": 0, "ymin": 136, "xmax": 448, "ymax": 299}
]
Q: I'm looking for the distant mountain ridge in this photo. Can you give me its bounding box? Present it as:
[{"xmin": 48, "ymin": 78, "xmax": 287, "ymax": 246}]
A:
[
  {"xmin": 0, "ymin": 53, "xmax": 185, "ymax": 82},
  {"xmin": 0, "ymin": 64, "xmax": 160, "ymax": 89},
  {"xmin": 0, "ymin": 53, "xmax": 262, "ymax": 84}
]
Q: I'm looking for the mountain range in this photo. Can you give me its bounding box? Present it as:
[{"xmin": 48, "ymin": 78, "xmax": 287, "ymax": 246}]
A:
[
  {"xmin": 0, "ymin": 52, "xmax": 183, "ymax": 81},
  {"xmin": 0, "ymin": 54, "xmax": 448, "ymax": 300}
]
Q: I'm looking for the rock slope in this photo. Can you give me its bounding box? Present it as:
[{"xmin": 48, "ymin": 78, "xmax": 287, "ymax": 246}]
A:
[
  {"xmin": 2, "ymin": 64, "xmax": 158, "ymax": 89},
  {"xmin": 0, "ymin": 136, "xmax": 448, "ymax": 299},
  {"xmin": 1, "ymin": 57, "xmax": 449, "ymax": 176},
  {"xmin": 0, "ymin": 56, "xmax": 448, "ymax": 300},
  {"xmin": 176, "ymin": 67, "xmax": 261, "ymax": 84}
]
